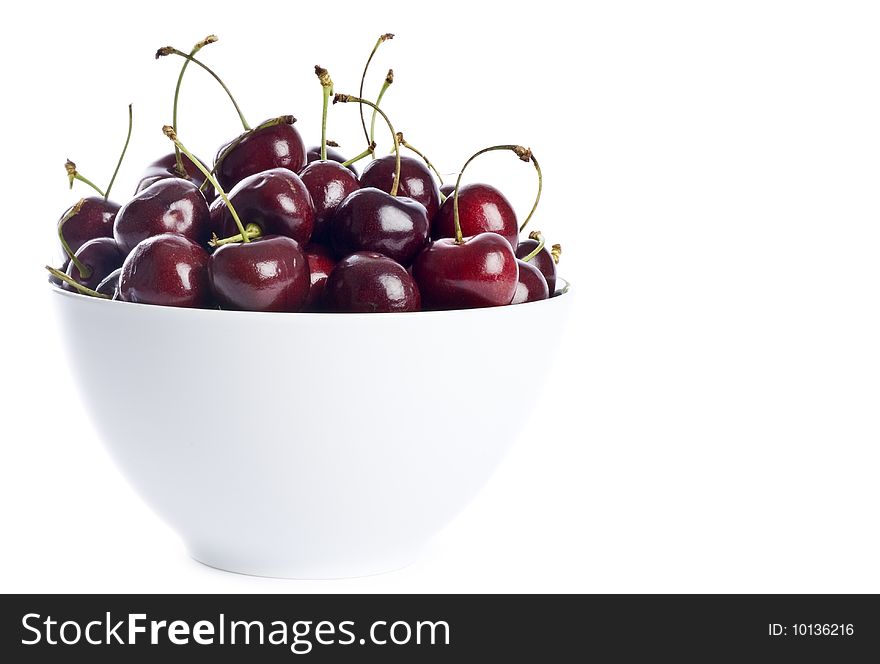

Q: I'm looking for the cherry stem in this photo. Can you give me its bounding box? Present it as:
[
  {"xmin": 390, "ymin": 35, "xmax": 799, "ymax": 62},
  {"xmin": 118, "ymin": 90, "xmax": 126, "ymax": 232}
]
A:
[
  {"xmin": 358, "ymin": 33, "xmax": 394, "ymax": 149},
  {"xmin": 209, "ymin": 223, "xmax": 262, "ymax": 247},
  {"xmin": 452, "ymin": 145, "xmax": 533, "ymax": 244},
  {"xmin": 334, "ymin": 94, "xmax": 400, "ymax": 196},
  {"xmin": 170, "ymin": 36, "xmax": 217, "ymax": 175},
  {"xmin": 45, "ymin": 266, "xmax": 108, "ymax": 298},
  {"xmin": 156, "ymin": 46, "xmax": 251, "ymax": 131},
  {"xmin": 104, "ymin": 104, "xmax": 133, "ymax": 201},
  {"xmin": 370, "ymin": 69, "xmax": 393, "ymax": 147},
  {"xmin": 57, "ymin": 198, "xmax": 91, "ymax": 278},
  {"xmin": 551, "ymin": 243, "xmax": 562, "ymax": 264},
  {"xmin": 315, "ymin": 65, "xmax": 333, "ymax": 160},
  {"xmin": 341, "ymin": 142, "xmax": 375, "ymax": 167},
  {"xmin": 396, "ymin": 132, "xmax": 444, "ymax": 185},
  {"xmin": 521, "ymin": 231, "xmax": 546, "ymax": 262},
  {"xmin": 65, "ymin": 160, "xmax": 104, "ymax": 197},
  {"xmin": 163, "ymin": 126, "xmax": 249, "ymax": 241},
  {"xmin": 519, "ymin": 152, "xmax": 543, "ymax": 232}
]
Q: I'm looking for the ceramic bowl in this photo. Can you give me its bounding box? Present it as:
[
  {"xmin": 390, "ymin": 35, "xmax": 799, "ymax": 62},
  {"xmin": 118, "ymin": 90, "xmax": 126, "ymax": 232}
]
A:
[{"xmin": 51, "ymin": 286, "xmax": 572, "ymax": 578}]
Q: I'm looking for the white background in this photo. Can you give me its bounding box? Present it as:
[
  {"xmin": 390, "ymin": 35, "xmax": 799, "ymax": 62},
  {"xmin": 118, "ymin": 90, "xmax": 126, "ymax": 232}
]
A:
[{"xmin": 1, "ymin": 0, "xmax": 878, "ymax": 593}]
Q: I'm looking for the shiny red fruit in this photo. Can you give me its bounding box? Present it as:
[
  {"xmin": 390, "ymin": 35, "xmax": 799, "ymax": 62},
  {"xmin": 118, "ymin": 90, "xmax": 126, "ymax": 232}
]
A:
[
  {"xmin": 360, "ymin": 155, "xmax": 441, "ymax": 220},
  {"xmin": 515, "ymin": 238, "xmax": 557, "ymax": 294},
  {"xmin": 510, "ymin": 259, "xmax": 549, "ymax": 304},
  {"xmin": 215, "ymin": 120, "xmax": 307, "ymax": 191},
  {"xmin": 212, "ymin": 168, "xmax": 314, "ymax": 246},
  {"xmin": 96, "ymin": 268, "xmax": 122, "ymax": 300},
  {"xmin": 64, "ymin": 237, "xmax": 125, "ymax": 292},
  {"xmin": 412, "ymin": 233, "xmax": 518, "ymax": 310},
  {"xmin": 299, "ymin": 160, "xmax": 360, "ymax": 242},
  {"xmin": 119, "ymin": 234, "xmax": 211, "ymax": 308},
  {"xmin": 113, "ymin": 179, "xmax": 212, "ymax": 254},
  {"xmin": 305, "ymin": 145, "xmax": 359, "ymax": 175},
  {"xmin": 135, "ymin": 152, "xmax": 215, "ymax": 199},
  {"xmin": 57, "ymin": 197, "xmax": 119, "ymax": 261},
  {"xmin": 432, "ymin": 183, "xmax": 518, "ymax": 249},
  {"xmin": 303, "ymin": 243, "xmax": 337, "ymax": 310},
  {"xmin": 209, "ymin": 236, "xmax": 310, "ymax": 312},
  {"xmin": 329, "ymin": 188, "xmax": 428, "ymax": 267},
  {"xmin": 324, "ymin": 252, "xmax": 420, "ymax": 313}
]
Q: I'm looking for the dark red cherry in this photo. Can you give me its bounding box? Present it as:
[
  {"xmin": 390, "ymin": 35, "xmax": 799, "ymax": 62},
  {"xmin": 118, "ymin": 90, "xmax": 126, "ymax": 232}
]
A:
[
  {"xmin": 360, "ymin": 155, "xmax": 441, "ymax": 220},
  {"xmin": 412, "ymin": 233, "xmax": 519, "ymax": 310},
  {"xmin": 432, "ymin": 183, "xmax": 519, "ymax": 249},
  {"xmin": 303, "ymin": 243, "xmax": 337, "ymax": 310},
  {"xmin": 135, "ymin": 152, "xmax": 215, "ymax": 199},
  {"xmin": 515, "ymin": 238, "xmax": 557, "ymax": 294},
  {"xmin": 306, "ymin": 145, "xmax": 358, "ymax": 175},
  {"xmin": 215, "ymin": 120, "xmax": 307, "ymax": 191},
  {"xmin": 114, "ymin": 178, "xmax": 212, "ymax": 254},
  {"xmin": 64, "ymin": 237, "xmax": 125, "ymax": 292},
  {"xmin": 329, "ymin": 188, "xmax": 428, "ymax": 266},
  {"xmin": 510, "ymin": 259, "xmax": 549, "ymax": 304},
  {"xmin": 208, "ymin": 198, "xmax": 225, "ymax": 241},
  {"xmin": 439, "ymin": 183, "xmax": 456, "ymax": 198},
  {"xmin": 324, "ymin": 252, "xmax": 420, "ymax": 313},
  {"xmin": 96, "ymin": 267, "xmax": 122, "ymax": 300},
  {"xmin": 58, "ymin": 197, "xmax": 119, "ymax": 259},
  {"xmin": 212, "ymin": 168, "xmax": 314, "ymax": 245},
  {"xmin": 209, "ymin": 236, "xmax": 310, "ymax": 312},
  {"xmin": 119, "ymin": 234, "xmax": 211, "ymax": 308},
  {"xmin": 299, "ymin": 160, "xmax": 360, "ymax": 241}
]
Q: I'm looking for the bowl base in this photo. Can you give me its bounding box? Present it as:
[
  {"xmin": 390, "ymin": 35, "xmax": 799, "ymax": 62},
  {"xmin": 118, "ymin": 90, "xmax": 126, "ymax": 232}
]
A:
[{"xmin": 188, "ymin": 544, "xmax": 421, "ymax": 580}]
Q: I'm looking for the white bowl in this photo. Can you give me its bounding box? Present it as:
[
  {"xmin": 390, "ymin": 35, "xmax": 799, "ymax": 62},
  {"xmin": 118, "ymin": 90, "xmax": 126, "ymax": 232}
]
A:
[{"xmin": 51, "ymin": 286, "xmax": 572, "ymax": 578}]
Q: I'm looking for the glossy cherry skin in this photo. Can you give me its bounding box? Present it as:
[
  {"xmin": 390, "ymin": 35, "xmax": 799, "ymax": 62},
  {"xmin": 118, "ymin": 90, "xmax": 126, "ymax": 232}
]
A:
[
  {"xmin": 213, "ymin": 168, "xmax": 314, "ymax": 245},
  {"xmin": 515, "ymin": 238, "xmax": 557, "ymax": 294},
  {"xmin": 303, "ymin": 243, "xmax": 337, "ymax": 310},
  {"xmin": 432, "ymin": 183, "xmax": 519, "ymax": 249},
  {"xmin": 439, "ymin": 183, "xmax": 456, "ymax": 198},
  {"xmin": 209, "ymin": 235, "xmax": 310, "ymax": 312},
  {"xmin": 120, "ymin": 234, "xmax": 211, "ymax": 308},
  {"xmin": 58, "ymin": 196, "xmax": 120, "ymax": 261},
  {"xmin": 135, "ymin": 152, "xmax": 215, "ymax": 199},
  {"xmin": 412, "ymin": 233, "xmax": 519, "ymax": 310},
  {"xmin": 64, "ymin": 237, "xmax": 126, "ymax": 292},
  {"xmin": 510, "ymin": 259, "xmax": 550, "ymax": 304},
  {"xmin": 359, "ymin": 155, "xmax": 441, "ymax": 220},
  {"xmin": 215, "ymin": 121, "xmax": 307, "ymax": 191},
  {"xmin": 324, "ymin": 252, "xmax": 420, "ymax": 313},
  {"xmin": 305, "ymin": 145, "xmax": 358, "ymax": 175},
  {"xmin": 96, "ymin": 267, "xmax": 122, "ymax": 299},
  {"xmin": 299, "ymin": 160, "xmax": 360, "ymax": 241},
  {"xmin": 113, "ymin": 178, "xmax": 212, "ymax": 254},
  {"xmin": 329, "ymin": 188, "xmax": 429, "ymax": 266}
]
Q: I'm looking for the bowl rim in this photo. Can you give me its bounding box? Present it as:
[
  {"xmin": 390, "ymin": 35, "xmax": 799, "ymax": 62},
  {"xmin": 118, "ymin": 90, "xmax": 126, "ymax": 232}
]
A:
[{"xmin": 48, "ymin": 279, "xmax": 572, "ymax": 319}]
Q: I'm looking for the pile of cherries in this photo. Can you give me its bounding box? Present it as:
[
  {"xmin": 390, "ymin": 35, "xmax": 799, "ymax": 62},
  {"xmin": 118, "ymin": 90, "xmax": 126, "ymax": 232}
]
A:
[{"xmin": 48, "ymin": 34, "xmax": 563, "ymax": 313}]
